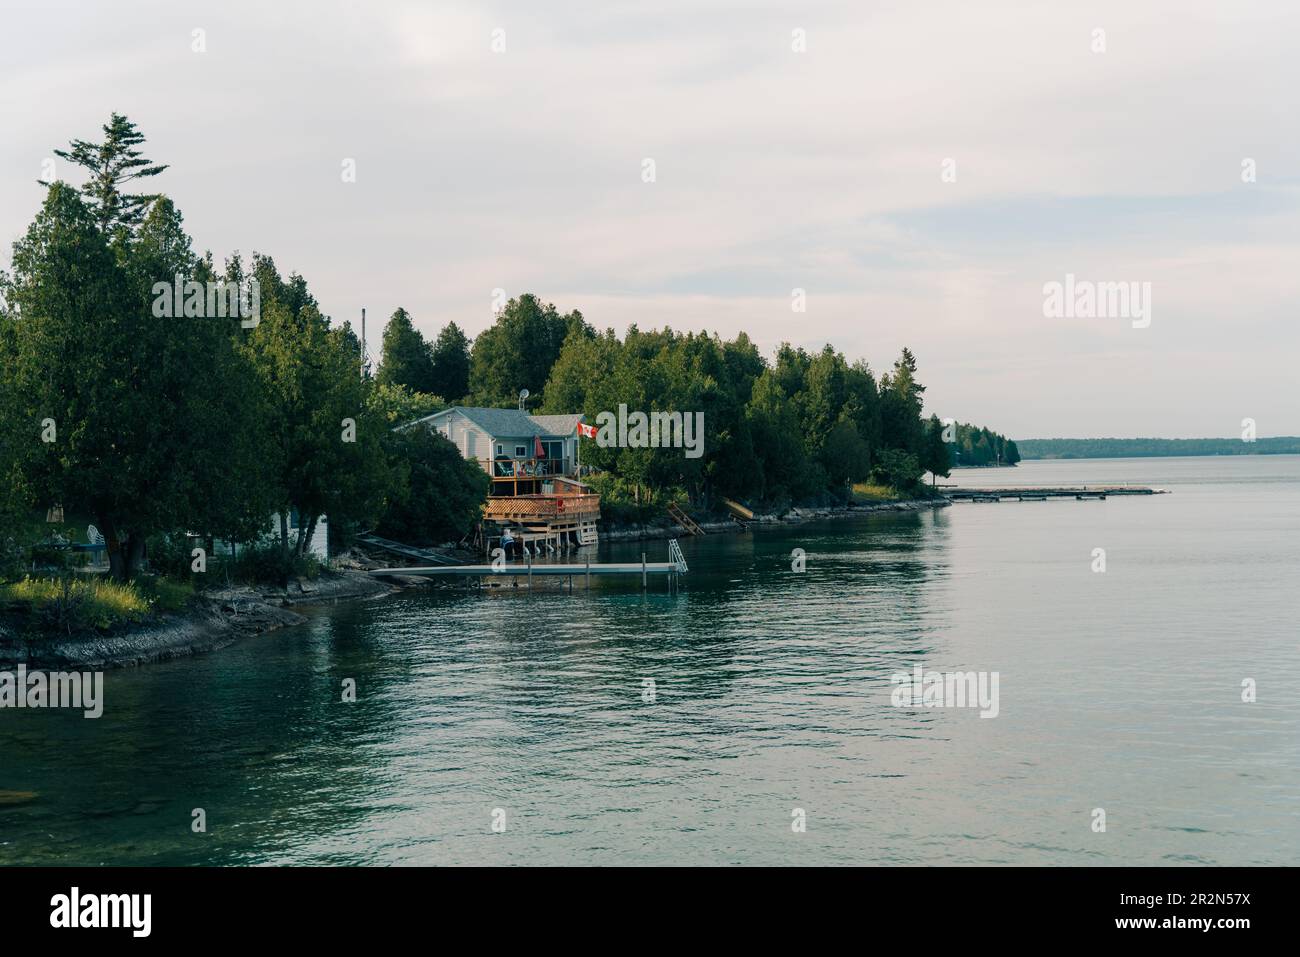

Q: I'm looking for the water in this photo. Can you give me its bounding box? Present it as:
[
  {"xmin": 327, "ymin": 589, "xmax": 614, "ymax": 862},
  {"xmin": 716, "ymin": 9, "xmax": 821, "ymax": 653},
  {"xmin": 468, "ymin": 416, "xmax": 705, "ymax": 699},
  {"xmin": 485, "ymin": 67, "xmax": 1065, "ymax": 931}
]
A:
[{"xmin": 2, "ymin": 456, "xmax": 1298, "ymax": 865}]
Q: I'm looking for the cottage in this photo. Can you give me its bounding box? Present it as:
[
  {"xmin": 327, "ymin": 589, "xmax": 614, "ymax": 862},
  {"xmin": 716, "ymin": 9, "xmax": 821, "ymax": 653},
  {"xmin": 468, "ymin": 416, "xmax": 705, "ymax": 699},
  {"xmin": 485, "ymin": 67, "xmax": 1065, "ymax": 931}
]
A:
[{"xmin": 401, "ymin": 406, "xmax": 601, "ymax": 550}]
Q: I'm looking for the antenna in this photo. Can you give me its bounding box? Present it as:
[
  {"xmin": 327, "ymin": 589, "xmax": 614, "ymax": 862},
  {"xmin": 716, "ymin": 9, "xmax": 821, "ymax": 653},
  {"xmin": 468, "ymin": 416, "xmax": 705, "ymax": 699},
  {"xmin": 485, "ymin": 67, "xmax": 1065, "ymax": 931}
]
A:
[{"xmin": 518, "ymin": 388, "xmax": 530, "ymax": 411}]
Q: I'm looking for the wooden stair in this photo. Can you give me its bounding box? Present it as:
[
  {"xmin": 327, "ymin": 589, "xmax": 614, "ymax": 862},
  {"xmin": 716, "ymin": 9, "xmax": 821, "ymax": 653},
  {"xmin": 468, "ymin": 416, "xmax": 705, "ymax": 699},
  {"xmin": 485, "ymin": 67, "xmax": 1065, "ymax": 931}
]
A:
[{"xmin": 666, "ymin": 502, "xmax": 705, "ymax": 536}]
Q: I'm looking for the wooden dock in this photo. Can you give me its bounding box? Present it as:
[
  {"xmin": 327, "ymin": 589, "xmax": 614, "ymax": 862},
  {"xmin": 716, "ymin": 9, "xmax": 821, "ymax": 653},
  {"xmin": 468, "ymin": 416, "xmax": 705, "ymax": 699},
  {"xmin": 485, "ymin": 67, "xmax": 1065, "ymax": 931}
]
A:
[{"xmin": 947, "ymin": 486, "xmax": 1165, "ymax": 502}]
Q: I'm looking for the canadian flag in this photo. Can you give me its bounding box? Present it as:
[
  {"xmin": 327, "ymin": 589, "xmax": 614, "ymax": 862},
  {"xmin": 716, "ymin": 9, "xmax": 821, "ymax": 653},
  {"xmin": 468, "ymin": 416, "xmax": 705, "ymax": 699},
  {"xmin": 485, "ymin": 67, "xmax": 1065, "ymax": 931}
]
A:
[{"xmin": 576, "ymin": 422, "xmax": 598, "ymax": 439}]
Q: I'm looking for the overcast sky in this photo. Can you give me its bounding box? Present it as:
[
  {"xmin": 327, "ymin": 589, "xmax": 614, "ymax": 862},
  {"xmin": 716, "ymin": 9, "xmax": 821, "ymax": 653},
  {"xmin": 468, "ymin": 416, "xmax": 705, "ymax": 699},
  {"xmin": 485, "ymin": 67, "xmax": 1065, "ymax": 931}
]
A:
[{"xmin": 2, "ymin": 0, "xmax": 1297, "ymax": 438}]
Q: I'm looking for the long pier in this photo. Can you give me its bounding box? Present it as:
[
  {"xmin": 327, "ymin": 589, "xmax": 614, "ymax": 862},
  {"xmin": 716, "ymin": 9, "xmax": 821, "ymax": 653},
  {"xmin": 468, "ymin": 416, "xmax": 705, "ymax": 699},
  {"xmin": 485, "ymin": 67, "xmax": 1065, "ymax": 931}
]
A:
[{"xmin": 946, "ymin": 486, "xmax": 1166, "ymax": 502}]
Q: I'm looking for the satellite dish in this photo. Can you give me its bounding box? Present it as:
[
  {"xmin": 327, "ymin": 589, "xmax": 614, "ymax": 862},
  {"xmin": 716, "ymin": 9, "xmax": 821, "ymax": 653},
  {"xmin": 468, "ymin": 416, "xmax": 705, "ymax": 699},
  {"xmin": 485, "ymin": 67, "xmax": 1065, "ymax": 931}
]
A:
[{"xmin": 518, "ymin": 388, "xmax": 530, "ymax": 410}]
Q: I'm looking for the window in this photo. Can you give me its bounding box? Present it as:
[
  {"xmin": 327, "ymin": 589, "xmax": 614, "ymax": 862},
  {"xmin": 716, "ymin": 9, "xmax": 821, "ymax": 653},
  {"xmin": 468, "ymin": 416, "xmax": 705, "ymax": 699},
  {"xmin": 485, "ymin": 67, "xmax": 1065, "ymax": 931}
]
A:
[
  {"xmin": 515, "ymin": 445, "xmax": 527, "ymax": 457},
  {"xmin": 496, "ymin": 444, "xmax": 503, "ymax": 456}
]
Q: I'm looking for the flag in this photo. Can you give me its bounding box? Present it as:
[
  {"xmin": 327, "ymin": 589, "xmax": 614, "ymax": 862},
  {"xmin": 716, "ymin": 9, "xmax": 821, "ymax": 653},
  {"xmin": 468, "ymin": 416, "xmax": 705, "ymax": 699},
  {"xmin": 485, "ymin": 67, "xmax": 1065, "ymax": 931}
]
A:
[{"xmin": 576, "ymin": 422, "xmax": 597, "ymax": 439}]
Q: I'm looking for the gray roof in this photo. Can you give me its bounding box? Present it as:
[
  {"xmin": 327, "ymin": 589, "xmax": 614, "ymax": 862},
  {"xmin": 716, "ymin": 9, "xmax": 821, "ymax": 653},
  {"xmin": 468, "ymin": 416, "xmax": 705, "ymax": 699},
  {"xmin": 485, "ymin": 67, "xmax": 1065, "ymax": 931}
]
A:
[
  {"xmin": 402, "ymin": 406, "xmax": 582, "ymax": 438},
  {"xmin": 528, "ymin": 413, "xmax": 584, "ymax": 435}
]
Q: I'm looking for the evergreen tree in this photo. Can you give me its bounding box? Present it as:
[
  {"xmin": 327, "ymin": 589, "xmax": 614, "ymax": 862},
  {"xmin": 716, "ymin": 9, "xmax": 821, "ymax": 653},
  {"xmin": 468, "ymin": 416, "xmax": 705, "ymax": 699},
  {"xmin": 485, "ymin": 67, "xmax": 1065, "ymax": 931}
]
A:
[
  {"xmin": 429, "ymin": 321, "xmax": 471, "ymax": 401},
  {"xmin": 51, "ymin": 113, "xmax": 170, "ymax": 239},
  {"xmin": 376, "ymin": 308, "xmax": 435, "ymax": 394},
  {"xmin": 921, "ymin": 415, "xmax": 952, "ymax": 486},
  {"xmin": 469, "ymin": 294, "xmax": 589, "ymax": 406}
]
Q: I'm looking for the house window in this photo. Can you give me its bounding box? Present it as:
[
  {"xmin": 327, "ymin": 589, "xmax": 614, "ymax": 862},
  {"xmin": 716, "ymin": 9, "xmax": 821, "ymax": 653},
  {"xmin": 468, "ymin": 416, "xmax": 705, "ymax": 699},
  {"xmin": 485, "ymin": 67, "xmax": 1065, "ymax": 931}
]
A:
[
  {"xmin": 515, "ymin": 445, "xmax": 527, "ymax": 457},
  {"xmin": 496, "ymin": 444, "xmax": 504, "ymax": 456}
]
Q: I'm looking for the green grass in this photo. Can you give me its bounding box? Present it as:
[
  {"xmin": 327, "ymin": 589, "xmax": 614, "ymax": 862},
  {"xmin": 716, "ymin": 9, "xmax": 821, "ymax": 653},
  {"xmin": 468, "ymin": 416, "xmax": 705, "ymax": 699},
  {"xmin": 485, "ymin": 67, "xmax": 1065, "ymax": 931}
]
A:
[
  {"xmin": 850, "ymin": 482, "xmax": 903, "ymax": 503},
  {"xmin": 0, "ymin": 573, "xmax": 193, "ymax": 632}
]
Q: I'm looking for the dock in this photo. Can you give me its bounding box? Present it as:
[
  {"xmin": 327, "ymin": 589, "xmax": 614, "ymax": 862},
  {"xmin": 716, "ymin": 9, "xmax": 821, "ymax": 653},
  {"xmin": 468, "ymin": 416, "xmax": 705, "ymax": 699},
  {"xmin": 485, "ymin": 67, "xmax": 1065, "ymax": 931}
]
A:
[
  {"xmin": 370, "ymin": 540, "xmax": 690, "ymax": 592},
  {"xmin": 946, "ymin": 486, "xmax": 1165, "ymax": 502}
]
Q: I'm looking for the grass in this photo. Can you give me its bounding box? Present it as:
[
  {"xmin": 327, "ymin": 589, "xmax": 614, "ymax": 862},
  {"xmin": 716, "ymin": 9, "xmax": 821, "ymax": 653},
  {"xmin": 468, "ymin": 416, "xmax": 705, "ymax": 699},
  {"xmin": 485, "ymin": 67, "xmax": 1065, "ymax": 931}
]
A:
[
  {"xmin": 851, "ymin": 482, "xmax": 903, "ymax": 503},
  {"xmin": 0, "ymin": 573, "xmax": 194, "ymax": 633}
]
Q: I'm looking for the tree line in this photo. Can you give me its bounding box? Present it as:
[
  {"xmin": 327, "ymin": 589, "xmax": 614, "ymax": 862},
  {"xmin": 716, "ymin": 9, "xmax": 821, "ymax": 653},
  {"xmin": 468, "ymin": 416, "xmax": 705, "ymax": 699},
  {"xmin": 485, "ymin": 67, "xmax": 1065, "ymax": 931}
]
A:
[
  {"xmin": 379, "ymin": 296, "xmax": 1018, "ymax": 507},
  {"xmin": 1016, "ymin": 436, "xmax": 1300, "ymax": 459},
  {"xmin": 949, "ymin": 422, "xmax": 1021, "ymax": 467}
]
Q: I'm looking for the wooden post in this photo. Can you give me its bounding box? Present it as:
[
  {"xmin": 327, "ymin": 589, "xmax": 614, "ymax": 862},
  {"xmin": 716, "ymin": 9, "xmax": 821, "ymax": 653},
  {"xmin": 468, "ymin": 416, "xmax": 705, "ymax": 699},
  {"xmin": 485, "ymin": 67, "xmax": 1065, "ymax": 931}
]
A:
[
  {"xmin": 642, "ymin": 553, "xmax": 647, "ymax": 589},
  {"xmin": 585, "ymin": 557, "xmax": 590, "ymax": 589},
  {"xmin": 528, "ymin": 549, "xmax": 533, "ymax": 590}
]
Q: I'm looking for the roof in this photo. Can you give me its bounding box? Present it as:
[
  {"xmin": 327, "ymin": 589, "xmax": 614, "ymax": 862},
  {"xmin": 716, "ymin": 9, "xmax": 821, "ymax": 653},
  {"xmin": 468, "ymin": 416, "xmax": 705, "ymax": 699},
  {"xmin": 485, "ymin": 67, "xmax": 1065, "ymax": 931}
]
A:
[
  {"xmin": 528, "ymin": 413, "xmax": 584, "ymax": 436},
  {"xmin": 402, "ymin": 406, "xmax": 583, "ymax": 438}
]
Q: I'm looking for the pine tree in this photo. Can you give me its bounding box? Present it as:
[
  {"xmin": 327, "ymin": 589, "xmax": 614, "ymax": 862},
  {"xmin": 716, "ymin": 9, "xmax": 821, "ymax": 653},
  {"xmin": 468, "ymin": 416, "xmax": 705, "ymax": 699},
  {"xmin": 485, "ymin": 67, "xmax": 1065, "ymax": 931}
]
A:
[
  {"xmin": 376, "ymin": 308, "xmax": 435, "ymax": 394},
  {"xmin": 51, "ymin": 113, "xmax": 170, "ymax": 239},
  {"xmin": 429, "ymin": 321, "xmax": 471, "ymax": 401}
]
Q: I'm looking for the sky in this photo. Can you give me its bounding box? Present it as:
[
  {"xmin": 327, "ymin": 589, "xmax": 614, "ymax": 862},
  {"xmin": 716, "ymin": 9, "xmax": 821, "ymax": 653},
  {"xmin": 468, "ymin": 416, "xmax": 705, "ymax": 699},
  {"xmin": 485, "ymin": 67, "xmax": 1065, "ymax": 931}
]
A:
[{"xmin": 2, "ymin": 0, "xmax": 1297, "ymax": 439}]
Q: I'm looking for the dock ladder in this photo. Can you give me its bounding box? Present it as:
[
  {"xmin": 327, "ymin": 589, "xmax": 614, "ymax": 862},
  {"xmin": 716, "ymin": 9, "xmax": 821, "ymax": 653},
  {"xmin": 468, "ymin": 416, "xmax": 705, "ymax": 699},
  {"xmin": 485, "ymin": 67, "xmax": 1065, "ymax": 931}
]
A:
[{"xmin": 668, "ymin": 538, "xmax": 689, "ymax": 574}]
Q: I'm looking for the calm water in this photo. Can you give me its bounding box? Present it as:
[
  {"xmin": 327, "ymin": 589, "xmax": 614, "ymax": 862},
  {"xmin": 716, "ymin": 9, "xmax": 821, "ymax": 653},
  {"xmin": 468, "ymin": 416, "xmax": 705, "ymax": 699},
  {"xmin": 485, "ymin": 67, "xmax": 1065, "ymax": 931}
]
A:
[{"xmin": 2, "ymin": 456, "xmax": 1298, "ymax": 865}]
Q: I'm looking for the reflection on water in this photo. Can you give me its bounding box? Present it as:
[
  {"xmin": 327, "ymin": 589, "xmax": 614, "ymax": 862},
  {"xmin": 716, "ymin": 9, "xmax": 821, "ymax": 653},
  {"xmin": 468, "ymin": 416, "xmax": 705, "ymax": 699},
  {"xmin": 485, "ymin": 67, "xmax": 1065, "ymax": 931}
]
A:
[{"xmin": 3, "ymin": 456, "xmax": 1299, "ymax": 865}]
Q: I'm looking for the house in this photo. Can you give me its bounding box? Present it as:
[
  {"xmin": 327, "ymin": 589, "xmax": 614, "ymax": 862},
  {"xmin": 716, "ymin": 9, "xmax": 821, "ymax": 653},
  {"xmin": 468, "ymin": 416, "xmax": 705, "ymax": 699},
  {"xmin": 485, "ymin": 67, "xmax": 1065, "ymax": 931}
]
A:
[{"xmin": 401, "ymin": 406, "xmax": 602, "ymax": 549}]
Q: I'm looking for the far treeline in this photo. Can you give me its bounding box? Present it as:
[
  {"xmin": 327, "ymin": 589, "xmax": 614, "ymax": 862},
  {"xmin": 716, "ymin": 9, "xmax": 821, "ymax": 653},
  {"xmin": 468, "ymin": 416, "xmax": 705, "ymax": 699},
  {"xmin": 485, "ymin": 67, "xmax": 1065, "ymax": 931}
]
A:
[
  {"xmin": 1, "ymin": 114, "xmax": 1017, "ymax": 589},
  {"xmin": 1017, "ymin": 437, "xmax": 1300, "ymax": 459}
]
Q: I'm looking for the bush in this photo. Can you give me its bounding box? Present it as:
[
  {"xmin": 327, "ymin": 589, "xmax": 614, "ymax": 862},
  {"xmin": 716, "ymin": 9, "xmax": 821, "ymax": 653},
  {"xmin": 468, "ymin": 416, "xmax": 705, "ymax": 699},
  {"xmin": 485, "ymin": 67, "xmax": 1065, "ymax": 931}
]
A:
[{"xmin": 225, "ymin": 540, "xmax": 320, "ymax": 586}]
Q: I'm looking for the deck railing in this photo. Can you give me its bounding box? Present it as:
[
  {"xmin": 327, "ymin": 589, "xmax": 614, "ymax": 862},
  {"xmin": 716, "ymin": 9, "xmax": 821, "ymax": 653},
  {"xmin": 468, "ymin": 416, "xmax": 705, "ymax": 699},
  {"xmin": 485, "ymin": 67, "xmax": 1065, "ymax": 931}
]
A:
[
  {"xmin": 484, "ymin": 493, "xmax": 601, "ymax": 521},
  {"xmin": 489, "ymin": 457, "xmax": 571, "ymax": 478}
]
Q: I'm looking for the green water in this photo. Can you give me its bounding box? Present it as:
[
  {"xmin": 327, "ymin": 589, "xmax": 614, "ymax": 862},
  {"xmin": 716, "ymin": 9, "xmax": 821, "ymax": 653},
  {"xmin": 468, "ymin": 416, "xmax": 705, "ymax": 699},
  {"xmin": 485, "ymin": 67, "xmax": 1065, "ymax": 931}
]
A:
[{"xmin": 2, "ymin": 456, "xmax": 1298, "ymax": 865}]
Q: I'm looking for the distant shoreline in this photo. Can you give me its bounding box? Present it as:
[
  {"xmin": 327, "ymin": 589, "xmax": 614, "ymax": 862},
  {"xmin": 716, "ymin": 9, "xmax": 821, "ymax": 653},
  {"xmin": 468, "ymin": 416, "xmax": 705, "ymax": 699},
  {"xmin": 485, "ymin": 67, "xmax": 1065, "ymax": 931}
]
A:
[{"xmin": 1017, "ymin": 437, "xmax": 1300, "ymax": 460}]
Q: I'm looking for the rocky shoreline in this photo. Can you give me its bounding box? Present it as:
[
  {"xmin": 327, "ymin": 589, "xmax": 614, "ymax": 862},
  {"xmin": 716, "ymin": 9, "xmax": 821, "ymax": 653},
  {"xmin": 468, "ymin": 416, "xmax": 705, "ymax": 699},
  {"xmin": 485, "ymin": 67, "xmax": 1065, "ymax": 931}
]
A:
[
  {"xmin": 1, "ymin": 499, "xmax": 947, "ymax": 670},
  {"xmin": 0, "ymin": 569, "xmax": 416, "ymax": 671}
]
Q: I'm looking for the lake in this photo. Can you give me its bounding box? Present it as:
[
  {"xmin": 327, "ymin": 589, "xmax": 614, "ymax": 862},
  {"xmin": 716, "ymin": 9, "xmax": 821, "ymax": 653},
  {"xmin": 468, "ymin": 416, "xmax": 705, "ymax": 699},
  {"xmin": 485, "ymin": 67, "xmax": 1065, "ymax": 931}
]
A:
[{"xmin": 2, "ymin": 455, "xmax": 1298, "ymax": 865}]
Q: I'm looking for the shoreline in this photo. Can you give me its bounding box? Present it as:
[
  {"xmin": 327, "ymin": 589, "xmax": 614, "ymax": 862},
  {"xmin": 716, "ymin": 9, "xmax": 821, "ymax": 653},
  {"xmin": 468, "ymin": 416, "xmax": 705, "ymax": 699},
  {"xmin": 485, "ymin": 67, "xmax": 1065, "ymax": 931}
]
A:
[
  {"xmin": 0, "ymin": 569, "xmax": 420, "ymax": 671},
  {"xmin": 599, "ymin": 496, "xmax": 950, "ymax": 543},
  {"xmin": 1, "ymin": 498, "xmax": 948, "ymax": 670}
]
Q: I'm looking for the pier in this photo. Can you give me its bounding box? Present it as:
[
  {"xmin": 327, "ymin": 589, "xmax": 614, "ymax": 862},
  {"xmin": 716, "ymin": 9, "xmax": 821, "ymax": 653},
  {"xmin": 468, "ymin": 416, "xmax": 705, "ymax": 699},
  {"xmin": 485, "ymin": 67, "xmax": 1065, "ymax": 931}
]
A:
[{"xmin": 946, "ymin": 486, "xmax": 1166, "ymax": 502}]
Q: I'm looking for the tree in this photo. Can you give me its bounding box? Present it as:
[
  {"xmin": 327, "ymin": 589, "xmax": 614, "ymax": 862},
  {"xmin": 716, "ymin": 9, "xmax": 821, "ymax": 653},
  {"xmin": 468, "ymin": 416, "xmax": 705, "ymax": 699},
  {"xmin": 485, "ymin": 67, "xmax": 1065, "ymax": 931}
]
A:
[
  {"xmin": 240, "ymin": 260, "xmax": 393, "ymax": 558},
  {"xmin": 429, "ymin": 321, "xmax": 471, "ymax": 402},
  {"xmin": 3, "ymin": 183, "xmax": 270, "ymax": 579},
  {"xmin": 51, "ymin": 113, "xmax": 169, "ymax": 240},
  {"xmin": 469, "ymin": 294, "xmax": 588, "ymax": 406},
  {"xmin": 879, "ymin": 347, "xmax": 926, "ymax": 457},
  {"xmin": 821, "ymin": 419, "xmax": 872, "ymax": 490},
  {"xmin": 921, "ymin": 415, "xmax": 952, "ymax": 486},
  {"xmin": 378, "ymin": 429, "xmax": 489, "ymax": 544},
  {"xmin": 376, "ymin": 308, "xmax": 435, "ymax": 394},
  {"xmin": 871, "ymin": 449, "xmax": 924, "ymax": 492}
]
